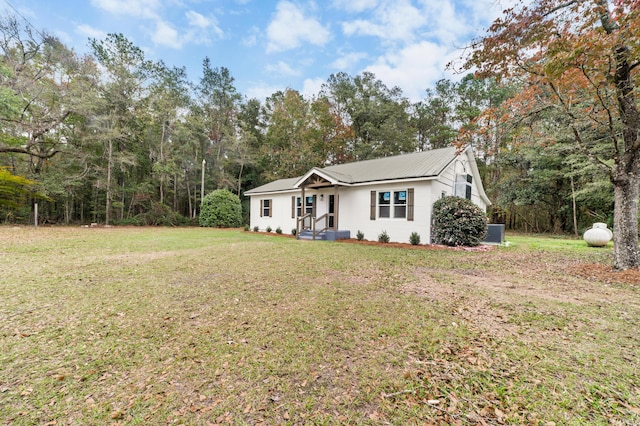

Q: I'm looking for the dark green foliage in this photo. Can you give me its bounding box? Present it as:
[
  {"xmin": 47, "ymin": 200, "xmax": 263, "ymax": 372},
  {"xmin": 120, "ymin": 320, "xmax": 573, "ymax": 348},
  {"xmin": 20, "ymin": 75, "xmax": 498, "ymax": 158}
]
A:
[
  {"xmin": 356, "ymin": 230, "xmax": 365, "ymax": 241},
  {"xmin": 253, "ymin": 225, "xmax": 259, "ymax": 232},
  {"xmin": 199, "ymin": 189, "xmax": 243, "ymax": 228},
  {"xmin": 378, "ymin": 230, "xmax": 390, "ymax": 243},
  {"xmin": 118, "ymin": 202, "xmax": 191, "ymax": 226},
  {"xmin": 432, "ymin": 196, "xmax": 488, "ymax": 246},
  {"xmin": 275, "ymin": 227, "xmax": 282, "ymax": 234},
  {"xmin": 409, "ymin": 232, "xmax": 421, "ymax": 245},
  {"xmin": 266, "ymin": 226, "xmax": 272, "ymax": 233},
  {"xmin": 291, "ymin": 228, "xmax": 297, "ymax": 236}
]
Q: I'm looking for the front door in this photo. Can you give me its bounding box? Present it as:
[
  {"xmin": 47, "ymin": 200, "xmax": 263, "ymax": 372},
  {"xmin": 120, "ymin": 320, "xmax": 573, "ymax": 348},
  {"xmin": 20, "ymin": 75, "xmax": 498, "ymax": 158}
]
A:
[{"xmin": 328, "ymin": 195, "xmax": 335, "ymax": 229}]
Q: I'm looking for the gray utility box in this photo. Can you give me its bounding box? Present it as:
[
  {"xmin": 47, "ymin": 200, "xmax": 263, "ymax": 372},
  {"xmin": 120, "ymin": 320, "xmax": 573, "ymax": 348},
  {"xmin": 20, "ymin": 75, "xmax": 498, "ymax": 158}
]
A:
[{"xmin": 483, "ymin": 224, "xmax": 505, "ymax": 244}]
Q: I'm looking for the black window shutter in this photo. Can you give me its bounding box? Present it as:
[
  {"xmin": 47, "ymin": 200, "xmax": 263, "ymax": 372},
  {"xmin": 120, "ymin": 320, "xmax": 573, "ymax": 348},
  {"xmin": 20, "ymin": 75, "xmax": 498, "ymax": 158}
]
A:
[
  {"xmin": 370, "ymin": 191, "xmax": 376, "ymax": 220},
  {"xmin": 407, "ymin": 188, "xmax": 414, "ymax": 221}
]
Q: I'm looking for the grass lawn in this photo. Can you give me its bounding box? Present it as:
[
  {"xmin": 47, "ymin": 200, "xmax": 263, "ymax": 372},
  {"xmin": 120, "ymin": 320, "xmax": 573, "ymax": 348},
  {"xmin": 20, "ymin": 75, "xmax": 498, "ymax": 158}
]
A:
[{"xmin": 1, "ymin": 227, "xmax": 639, "ymax": 425}]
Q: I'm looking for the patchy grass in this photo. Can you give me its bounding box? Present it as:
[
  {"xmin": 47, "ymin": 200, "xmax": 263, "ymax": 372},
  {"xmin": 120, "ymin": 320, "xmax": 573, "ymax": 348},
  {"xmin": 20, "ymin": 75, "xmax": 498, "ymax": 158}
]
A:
[{"xmin": 1, "ymin": 227, "xmax": 639, "ymax": 425}]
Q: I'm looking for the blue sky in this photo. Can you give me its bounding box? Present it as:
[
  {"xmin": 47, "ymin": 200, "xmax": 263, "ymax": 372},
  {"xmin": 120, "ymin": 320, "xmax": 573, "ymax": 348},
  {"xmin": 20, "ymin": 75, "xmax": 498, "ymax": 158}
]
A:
[{"xmin": 5, "ymin": 0, "xmax": 513, "ymax": 102}]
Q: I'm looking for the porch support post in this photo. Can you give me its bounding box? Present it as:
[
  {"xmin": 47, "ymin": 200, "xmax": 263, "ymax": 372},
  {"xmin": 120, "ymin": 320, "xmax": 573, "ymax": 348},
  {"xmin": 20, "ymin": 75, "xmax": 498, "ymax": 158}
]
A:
[
  {"xmin": 301, "ymin": 185, "xmax": 306, "ymax": 227},
  {"xmin": 334, "ymin": 185, "xmax": 339, "ymax": 230}
]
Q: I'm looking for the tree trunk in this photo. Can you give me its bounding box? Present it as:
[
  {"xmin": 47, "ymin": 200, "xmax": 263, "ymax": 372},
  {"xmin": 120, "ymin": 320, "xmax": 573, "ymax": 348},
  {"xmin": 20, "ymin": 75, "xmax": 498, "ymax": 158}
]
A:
[
  {"xmin": 571, "ymin": 174, "xmax": 578, "ymax": 237},
  {"xmin": 237, "ymin": 162, "xmax": 244, "ymax": 196},
  {"xmin": 186, "ymin": 170, "xmax": 193, "ymax": 219},
  {"xmin": 105, "ymin": 138, "xmax": 113, "ymax": 225},
  {"xmin": 173, "ymin": 173, "xmax": 178, "ymax": 211},
  {"xmin": 120, "ymin": 179, "xmax": 125, "ymax": 220},
  {"xmin": 612, "ymin": 174, "xmax": 640, "ymax": 270},
  {"xmin": 159, "ymin": 122, "xmax": 166, "ymax": 205}
]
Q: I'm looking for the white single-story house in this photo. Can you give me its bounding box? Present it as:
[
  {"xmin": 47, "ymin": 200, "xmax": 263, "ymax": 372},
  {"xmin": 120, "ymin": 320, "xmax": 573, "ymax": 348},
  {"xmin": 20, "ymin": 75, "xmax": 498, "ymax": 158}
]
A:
[{"xmin": 244, "ymin": 146, "xmax": 491, "ymax": 244}]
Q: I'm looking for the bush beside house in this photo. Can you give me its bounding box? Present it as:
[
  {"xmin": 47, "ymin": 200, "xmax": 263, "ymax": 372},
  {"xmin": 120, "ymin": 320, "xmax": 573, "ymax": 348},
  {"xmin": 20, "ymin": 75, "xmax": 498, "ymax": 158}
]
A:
[
  {"xmin": 199, "ymin": 189, "xmax": 243, "ymax": 228},
  {"xmin": 432, "ymin": 196, "xmax": 488, "ymax": 246}
]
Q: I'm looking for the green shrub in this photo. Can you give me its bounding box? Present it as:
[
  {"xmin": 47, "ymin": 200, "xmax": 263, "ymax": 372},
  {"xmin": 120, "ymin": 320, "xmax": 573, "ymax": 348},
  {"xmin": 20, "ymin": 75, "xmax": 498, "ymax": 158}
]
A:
[
  {"xmin": 199, "ymin": 189, "xmax": 243, "ymax": 228},
  {"xmin": 378, "ymin": 230, "xmax": 390, "ymax": 243},
  {"xmin": 291, "ymin": 228, "xmax": 297, "ymax": 236},
  {"xmin": 432, "ymin": 196, "xmax": 487, "ymax": 246},
  {"xmin": 243, "ymin": 224, "xmax": 250, "ymax": 231},
  {"xmin": 356, "ymin": 230, "xmax": 364, "ymax": 241},
  {"xmin": 253, "ymin": 225, "xmax": 259, "ymax": 232},
  {"xmin": 275, "ymin": 227, "xmax": 282, "ymax": 234},
  {"xmin": 266, "ymin": 226, "xmax": 272, "ymax": 233},
  {"xmin": 409, "ymin": 231, "xmax": 421, "ymax": 245}
]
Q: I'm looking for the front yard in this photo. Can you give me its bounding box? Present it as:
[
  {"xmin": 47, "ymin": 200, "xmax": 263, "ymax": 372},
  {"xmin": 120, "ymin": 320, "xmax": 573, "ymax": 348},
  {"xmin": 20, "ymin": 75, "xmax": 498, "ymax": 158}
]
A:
[{"xmin": 1, "ymin": 227, "xmax": 638, "ymax": 424}]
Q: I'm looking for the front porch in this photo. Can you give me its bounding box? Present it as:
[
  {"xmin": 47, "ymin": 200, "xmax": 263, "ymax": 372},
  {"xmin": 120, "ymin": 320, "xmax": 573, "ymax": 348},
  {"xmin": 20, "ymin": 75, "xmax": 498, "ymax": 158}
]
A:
[{"xmin": 295, "ymin": 171, "xmax": 349, "ymax": 241}]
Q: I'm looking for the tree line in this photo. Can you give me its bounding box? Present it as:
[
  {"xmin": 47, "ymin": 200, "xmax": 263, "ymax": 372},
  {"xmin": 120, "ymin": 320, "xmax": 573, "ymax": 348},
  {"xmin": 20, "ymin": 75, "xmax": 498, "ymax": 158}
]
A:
[{"xmin": 0, "ymin": 12, "xmax": 623, "ymax": 240}]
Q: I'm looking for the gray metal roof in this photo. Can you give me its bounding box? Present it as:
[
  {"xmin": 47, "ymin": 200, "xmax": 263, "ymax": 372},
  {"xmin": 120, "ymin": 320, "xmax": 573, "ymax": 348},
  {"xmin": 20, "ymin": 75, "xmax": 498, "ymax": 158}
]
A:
[
  {"xmin": 244, "ymin": 176, "xmax": 300, "ymax": 195},
  {"xmin": 321, "ymin": 146, "xmax": 457, "ymax": 183},
  {"xmin": 244, "ymin": 146, "xmax": 459, "ymax": 195}
]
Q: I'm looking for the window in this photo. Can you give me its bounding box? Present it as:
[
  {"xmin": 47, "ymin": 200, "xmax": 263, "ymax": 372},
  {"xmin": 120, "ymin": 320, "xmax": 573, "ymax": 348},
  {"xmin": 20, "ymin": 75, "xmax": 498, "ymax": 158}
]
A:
[
  {"xmin": 378, "ymin": 191, "xmax": 391, "ymax": 218},
  {"xmin": 455, "ymin": 174, "xmax": 472, "ymax": 200},
  {"xmin": 261, "ymin": 199, "xmax": 271, "ymax": 217},
  {"xmin": 305, "ymin": 195, "xmax": 314, "ymax": 215},
  {"xmin": 372, "ymin": 189, "xmax": 413, "ymax": 220},
  {"xmin": 394, "ymin": 191, "xmax": 407, "ymax": 218}
]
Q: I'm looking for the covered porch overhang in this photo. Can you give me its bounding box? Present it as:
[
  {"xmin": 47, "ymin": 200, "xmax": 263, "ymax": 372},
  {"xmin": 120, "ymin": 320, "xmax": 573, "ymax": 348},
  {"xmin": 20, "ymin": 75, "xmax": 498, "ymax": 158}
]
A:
[{"xmin": 294, "ymin": 170, "xmax": 349, "ymax": 239}]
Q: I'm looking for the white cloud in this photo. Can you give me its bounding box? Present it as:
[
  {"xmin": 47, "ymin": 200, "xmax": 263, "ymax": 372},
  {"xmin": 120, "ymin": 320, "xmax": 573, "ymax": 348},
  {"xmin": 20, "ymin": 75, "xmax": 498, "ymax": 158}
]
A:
[
  {"xmin": 90, "ymin": 0, "xmax": 160, "ymax": 19},
  {"xmin": 363, "ymin": 41, "xmax": 460, "ymax": 102},
  {"xmin": 301, "ymin": 77, "xmax": 326, "ymax": 99},
  {"xmin": 419, "ymin": 0, "xmax": 471, "ymax": 46},
  {"xmin": 152, "ymin": 20, "xmax": 183, "ymax": 49},
  {"xmin": 186, "ymin": 10, "xmax": 211, "ymax": 29},
  {"xmin": 266, "ymin": 61, "xmax": 301, "ymax": 77},
  {"xmin": 341, "ymin": 0, "xmax": 426, "ymax": 44},
  {"xmin": 266, "ymin": 1, "xmax": 331, "ymax": 53},
  {"xmin": 76, "ymin": 24, "xmax": 108, "ymax": 40},
  {"xmin": 331, "ymin": 0, "xmax": 379, "ymax": 13},
  {"xmin": 242, "ymin": 26, "xmax": 260, "ymax": 47},
  {"xmin": 330, "ymin": 52, "xmax": 367, "ymax": 70},
  {"xmin": 186, "ymin": 11, "xmax": 224, "ymax": 42},
  {"xmin": 342, "ymin": 19, "xmax": 382, "ymax": 38},
  {"xmin": 245, "ymin": 82, "xmax": 284, "ymax": 101}
]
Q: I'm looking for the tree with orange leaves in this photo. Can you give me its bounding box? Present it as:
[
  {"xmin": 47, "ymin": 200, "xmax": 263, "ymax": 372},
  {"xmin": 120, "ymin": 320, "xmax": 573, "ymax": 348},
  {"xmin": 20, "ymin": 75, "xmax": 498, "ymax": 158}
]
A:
[{"xmin": 458, "ymin": 0, "xmax": 640, "ymax": 269}]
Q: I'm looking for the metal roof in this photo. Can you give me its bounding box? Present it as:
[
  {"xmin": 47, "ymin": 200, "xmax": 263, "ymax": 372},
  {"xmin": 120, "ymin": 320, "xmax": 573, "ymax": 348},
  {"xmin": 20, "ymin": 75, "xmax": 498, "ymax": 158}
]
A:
[
  {"xmin": 244, "ymin": 146, "xmax": 459, "ymax": 195},
  {"xmin": 321, "ymin": 146, "xmax": 458, "ymax": 184},
  {"xmin": 244, "ymin": 176, "xmax": 300, "ymax": 194}
]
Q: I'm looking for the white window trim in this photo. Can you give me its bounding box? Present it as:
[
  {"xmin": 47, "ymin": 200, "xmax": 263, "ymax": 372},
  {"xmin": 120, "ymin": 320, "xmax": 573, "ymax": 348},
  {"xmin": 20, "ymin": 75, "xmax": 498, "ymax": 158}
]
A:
[{"xmin": 377, "ymin": 190, "xmax": 407, "ymax": 219}]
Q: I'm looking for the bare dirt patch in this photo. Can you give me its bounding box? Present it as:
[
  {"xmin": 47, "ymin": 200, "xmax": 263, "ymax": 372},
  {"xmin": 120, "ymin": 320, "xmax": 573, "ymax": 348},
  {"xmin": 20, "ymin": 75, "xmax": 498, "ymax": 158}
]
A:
[{"xmin": 568, "ymin": 262, "xmax": 640, "ymax": 286}]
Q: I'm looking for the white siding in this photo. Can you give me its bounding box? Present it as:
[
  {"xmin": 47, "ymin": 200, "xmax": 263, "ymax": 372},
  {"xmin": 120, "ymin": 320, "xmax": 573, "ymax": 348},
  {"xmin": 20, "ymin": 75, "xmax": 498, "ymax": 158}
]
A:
[
  {"xmin": 337, "ymin": 181, "xmax": 434, "ymax": 244},
  {"xmin": 249, "ymin": 191, "xmax": 298, "ymax": 234}
]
